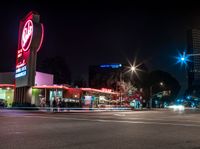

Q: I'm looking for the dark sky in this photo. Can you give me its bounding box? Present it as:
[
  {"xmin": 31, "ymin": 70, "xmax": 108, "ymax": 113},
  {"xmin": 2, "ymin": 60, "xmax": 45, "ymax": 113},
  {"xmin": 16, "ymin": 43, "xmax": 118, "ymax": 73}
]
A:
[{"xmin": 1, "ymin": 1, "xmax": 200, "ymax": 94}]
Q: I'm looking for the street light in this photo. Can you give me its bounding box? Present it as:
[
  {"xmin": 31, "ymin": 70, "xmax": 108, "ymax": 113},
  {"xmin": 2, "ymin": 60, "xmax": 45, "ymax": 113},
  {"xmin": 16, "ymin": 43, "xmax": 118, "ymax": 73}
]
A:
[
  {"xmin": 118, "ymin": 63, "xmax": 138, "ymax": 108},
  {"xmin": 176, "ymin": 51, "xmax": 200, "ymax": 66},
  {"xmin": 130, "ymin": 66, "xmax": 136, "ymax": 72},
  {"xmin": 160, "ymin": 82, "xmax": 164, "ymax": 86}
]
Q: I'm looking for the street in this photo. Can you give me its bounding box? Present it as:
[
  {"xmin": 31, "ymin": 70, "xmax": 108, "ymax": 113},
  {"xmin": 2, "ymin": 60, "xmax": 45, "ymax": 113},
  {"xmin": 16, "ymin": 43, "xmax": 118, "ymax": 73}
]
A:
[{"xmin": 0, "ymin": 109, "xmax": 200, "ymax": 149}]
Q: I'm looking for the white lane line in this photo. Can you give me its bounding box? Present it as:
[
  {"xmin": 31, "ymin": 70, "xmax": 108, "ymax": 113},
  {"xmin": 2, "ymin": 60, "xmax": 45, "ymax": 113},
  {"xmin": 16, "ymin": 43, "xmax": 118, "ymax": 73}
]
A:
[
  {"xmin": 5, "ymin": 114, "xmax": 200, "ymax": 124},
  {"xmin": 21, "ymin": 115, "xmax": 200, "ymax": 128},
  {"xmin": 114, "ymin": 111, "xmax": 162, "ymax": 114},
  {"xmin": 114, "ymin": 114, "xmax": 126, "ymax": 116},
  {"xmin": 122, "ymin": 117, "xmax": 200, "ymax": 123}
]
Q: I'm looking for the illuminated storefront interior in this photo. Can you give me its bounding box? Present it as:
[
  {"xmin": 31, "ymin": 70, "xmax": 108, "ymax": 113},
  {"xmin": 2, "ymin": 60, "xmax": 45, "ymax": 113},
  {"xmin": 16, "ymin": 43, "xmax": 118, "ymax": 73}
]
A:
[
  {"xmin": 31, "ymin": 86, "xmax": 119, "ymax": 108},
  {"xmin": 0, "ymin": 84, "xmax": 15, "ymax": 107}
]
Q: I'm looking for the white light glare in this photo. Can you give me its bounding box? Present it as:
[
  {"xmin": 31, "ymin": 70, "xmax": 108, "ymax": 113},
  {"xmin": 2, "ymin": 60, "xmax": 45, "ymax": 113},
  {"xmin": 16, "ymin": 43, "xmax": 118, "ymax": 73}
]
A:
[
  {"xmin": 168, "ymin": 105, "xmax": 185, "ymax": 111},
  {"xmin": 131, "ymin": 66, "xmax": 136, "ymax": 72}
]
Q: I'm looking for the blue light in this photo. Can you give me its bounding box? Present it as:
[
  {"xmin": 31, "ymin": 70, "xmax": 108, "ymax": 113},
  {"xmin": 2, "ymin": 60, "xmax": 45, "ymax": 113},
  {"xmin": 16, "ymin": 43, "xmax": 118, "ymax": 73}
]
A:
[
  {"xmin": 15, "ymin": 71, "xmax": 26, "ymax": 78},
  {"xmin": 186, "ymin": 96, "xmax": 191, "ymax": 100},
  {"xmin": 100, "ymin": 64, "xmax": 122, "ymax": 68},
  {"xmin": 16, "ymin": 66, "xmax": 27, "ymax": 73},
  {"xmin": 176, "ymin": 51, "xmax": 190, "ymax": 66},
  {"xmin": 191, "ymin": 102, "xmax": 195, "ymax": 108}
]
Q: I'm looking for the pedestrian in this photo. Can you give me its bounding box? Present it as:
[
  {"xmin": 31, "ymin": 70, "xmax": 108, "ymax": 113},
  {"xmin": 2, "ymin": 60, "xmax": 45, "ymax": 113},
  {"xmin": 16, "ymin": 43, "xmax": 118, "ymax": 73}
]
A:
[
  {"xmin": 40, "ymin": 98, "xmax": 46, "ymax": 107},
  {"xmin": 52, "ymin": 98, "xmax": 57, "ymax": 112},
  {"xmin": 60, "ymin": 99, "xmax": 66, "ymax": 112},
  {"xmin": 57, "ymin": 98, "xmax": 62, "ymax": 112}
]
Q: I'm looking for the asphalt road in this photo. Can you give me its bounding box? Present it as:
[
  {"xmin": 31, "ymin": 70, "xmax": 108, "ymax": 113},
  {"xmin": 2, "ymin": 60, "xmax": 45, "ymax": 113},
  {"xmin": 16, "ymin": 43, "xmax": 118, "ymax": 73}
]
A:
[{"xmin": 0, "ymin": 109, "xmax": 200, "ymax": 149}]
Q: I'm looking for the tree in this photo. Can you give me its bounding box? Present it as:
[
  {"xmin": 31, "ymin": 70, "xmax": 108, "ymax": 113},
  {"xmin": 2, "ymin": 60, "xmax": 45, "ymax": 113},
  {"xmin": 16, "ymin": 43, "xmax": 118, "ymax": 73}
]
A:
[
  {"xmin": 147, "ymin": 70, "xmax": 181, "ymax": 103},
  {"xmin": 37, "ymin": 56, "xmax": 71, "ymax": 84}
]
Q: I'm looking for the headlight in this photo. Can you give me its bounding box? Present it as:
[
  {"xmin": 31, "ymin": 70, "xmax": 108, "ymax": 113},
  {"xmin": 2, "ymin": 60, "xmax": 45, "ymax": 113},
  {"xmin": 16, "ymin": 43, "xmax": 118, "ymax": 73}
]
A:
[{"xmin": 168, "ymin": 105, "xmax": 185, "ymax": 111}]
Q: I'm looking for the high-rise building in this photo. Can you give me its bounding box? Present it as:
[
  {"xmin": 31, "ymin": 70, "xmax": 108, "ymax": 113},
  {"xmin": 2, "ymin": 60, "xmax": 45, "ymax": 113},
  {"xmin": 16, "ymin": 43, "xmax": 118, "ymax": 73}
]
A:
[
  {"xmin": 89, "ymin": 63, "xmax": 123, "ymax": 90},
  {"xmin": 187, "ymin": 29, "xmax": 200, "ymax": 88}
]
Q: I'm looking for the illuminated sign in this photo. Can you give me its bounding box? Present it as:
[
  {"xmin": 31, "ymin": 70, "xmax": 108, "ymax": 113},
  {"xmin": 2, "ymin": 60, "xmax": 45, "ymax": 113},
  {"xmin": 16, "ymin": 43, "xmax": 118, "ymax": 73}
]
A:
[
  {"xmin": 15, "ymin": 71, "xmax": 26, "ymax": 78},
  {"xmin": 15, "ymin": 19, "xmax": 32, "ymax": 79},
  {"xmin": 16, "ymin": 66, "xmax": 27, "ymax": 73},
  {"xmin": 101, "ymin": 88, "xmax": 112, "ymax": 92},
  {"xmin": 100, "ymin": 64, "xmax": 122, "ymax": 68},
  {"xmin": 21, "ymin": 20, "xmax": 33, "ymax": 52},
  {"xmin": 15, "ymin": 11, "xmax": 44, "ymax": 87},
  {"xmin": 15, "ymin": 48, "xmax": 27, "ymax": 78}
]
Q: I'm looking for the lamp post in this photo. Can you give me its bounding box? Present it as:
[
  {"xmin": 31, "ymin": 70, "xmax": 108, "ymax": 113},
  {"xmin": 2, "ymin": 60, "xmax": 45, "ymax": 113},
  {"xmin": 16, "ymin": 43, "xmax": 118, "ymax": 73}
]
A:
[
  {"xmin": 118, "ymin": 70, "xmax": 123, "ymax": 108},
  {"xmin": 149, "ymin": 82, "xmax": 164, "ymax": 109},
  {"xmin": 118, "ymin": 64, "xmax": 138, "ymax": 108}
]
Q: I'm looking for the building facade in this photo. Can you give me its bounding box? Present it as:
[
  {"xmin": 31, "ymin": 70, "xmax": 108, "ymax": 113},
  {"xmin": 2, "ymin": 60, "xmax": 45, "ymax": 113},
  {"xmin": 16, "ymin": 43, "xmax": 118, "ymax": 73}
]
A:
[
  {"xmin": 89, "ymin": 63, "xmax": 124, "ymax": 91},
  {"xmin": 186, "ymin": 29, "xmax": 200, "ymax": 98},
  {"xmin": 187, "ymin": 29, "xmax": 200, "ymax": 89}
]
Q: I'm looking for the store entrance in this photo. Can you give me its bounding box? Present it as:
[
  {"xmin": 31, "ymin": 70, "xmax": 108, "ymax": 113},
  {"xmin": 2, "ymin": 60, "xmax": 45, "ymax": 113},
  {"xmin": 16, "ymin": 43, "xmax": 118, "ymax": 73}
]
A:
[
  {"xmin": 49, "ymin": 90, "xmax": 63, "ymax": 106},
  {"xmin": 0, "ymin": 88, "xmax": 14, "ymax": 107}
]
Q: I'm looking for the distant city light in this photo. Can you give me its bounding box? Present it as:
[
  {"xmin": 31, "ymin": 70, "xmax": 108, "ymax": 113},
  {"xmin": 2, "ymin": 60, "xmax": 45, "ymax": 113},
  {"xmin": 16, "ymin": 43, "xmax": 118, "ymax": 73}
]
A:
[
  {"xmin": 160, "ymin": 82, "xmax": 164, "ymax": 86},
  {"xmin": 186, "ymin": 96, "xmax": 191, "ymax": 99}
]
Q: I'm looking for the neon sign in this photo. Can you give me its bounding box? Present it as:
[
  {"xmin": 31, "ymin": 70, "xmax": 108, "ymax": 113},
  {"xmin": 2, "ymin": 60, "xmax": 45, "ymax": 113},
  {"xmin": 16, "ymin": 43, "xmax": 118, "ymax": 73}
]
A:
[
  {"xmin": 15, "ymin": 12, "xmax": 44, "ymax": 87},
  {"xmin": 100, "ymin": 64, "xmax": 122, "ymax": 68},
  {"xmin": 16, "ymin": 20, "xmax": 33, "ymax": 78},
  {"xmin": 21, "ymin": 20, "xmax": 33, "ymax": 52},
  {"xmin": 16, "ymin": 66, "xmax": 27, "ymax": 73},
  {"xmin": 16, "ymin": 48, "xmax": 26, "ymax": 68},
  {"xmin": 16, "ymin": 48, "xmax": 27, "ymax": 78},
  {"xmin": 15, "ymin": 71, "xmax": 26, "ymax": 78},
  {"xmin": 101, "ymin": 88, "xmax": 112, "ymax": 92},
  {"xmin": 16, "ymin": 59, "xmax": 26, "ymax": 69}
]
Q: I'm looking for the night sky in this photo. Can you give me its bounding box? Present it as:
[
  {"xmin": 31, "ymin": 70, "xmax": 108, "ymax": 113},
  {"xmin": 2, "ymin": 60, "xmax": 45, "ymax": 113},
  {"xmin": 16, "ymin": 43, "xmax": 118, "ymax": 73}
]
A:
[{"xmin": 1, "ymin": 1, "xmax": 200, "ymax": 94}]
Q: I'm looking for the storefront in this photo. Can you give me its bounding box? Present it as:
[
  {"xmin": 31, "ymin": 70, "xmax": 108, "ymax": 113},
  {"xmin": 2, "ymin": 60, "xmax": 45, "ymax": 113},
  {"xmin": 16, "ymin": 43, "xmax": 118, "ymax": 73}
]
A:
[
  {"xmin": 31, "ymin": 86, "xmax": 119, "ymax": 108},
  {"xmin": 81, "ymin": 88, "xmax": 119, "ymax": 108},
  {"xmin": 32, "ymin": 85, "xmax": 82, "ymax": 108},
  {"xmin": 0, "ymin": 84, "xmax": 15, "ymax": 107}
]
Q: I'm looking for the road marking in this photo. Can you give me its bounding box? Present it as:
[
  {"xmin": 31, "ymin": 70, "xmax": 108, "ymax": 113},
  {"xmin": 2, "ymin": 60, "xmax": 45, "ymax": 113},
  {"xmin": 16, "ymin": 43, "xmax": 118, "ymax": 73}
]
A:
[
  {"xmin": 21, "ymin": 115, "xmax": 200, "ymax": 128},
  {"xmin": 122, "ymin": 117, "xmax": 200, "ymax": 123},
  {"xmin": 114, "ymin": 114, "xmax": 126, "ymax": 116}
]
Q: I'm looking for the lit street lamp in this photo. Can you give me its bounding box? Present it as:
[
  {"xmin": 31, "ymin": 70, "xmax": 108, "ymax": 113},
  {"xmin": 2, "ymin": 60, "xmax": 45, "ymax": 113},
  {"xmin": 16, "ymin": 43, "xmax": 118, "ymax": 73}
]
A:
[
  {"xmin": 176, "ymin": 51, "xmax": 200, "ymax": 65},
  {"xmin": 160, "ymin": 82, "xmax": 164, "ymax": 86},
  {"xmin": 118, "ymin": 63, "xmax": 138, "ymax": 108},
  {"xmin": 177, "ymin": 51, "xmax": 189, "ymax": 65},
  {"xmin": 130, "ymin": 66, "xmax": 136, "ymax": 72}
]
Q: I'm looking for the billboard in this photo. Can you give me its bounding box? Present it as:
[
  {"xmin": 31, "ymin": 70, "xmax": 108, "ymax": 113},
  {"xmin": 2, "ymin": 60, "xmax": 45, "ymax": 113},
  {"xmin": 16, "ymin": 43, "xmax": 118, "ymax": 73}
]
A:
[{"xmin": 15, "ymin": 11, "xmax": 44, "ymax": 87}]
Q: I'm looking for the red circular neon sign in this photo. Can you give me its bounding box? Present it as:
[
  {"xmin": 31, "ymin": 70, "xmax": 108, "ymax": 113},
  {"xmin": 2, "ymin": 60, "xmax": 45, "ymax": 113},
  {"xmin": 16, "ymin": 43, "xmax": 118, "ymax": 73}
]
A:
[{"xmin": 21, "ymin": 20, "xmax": 33, "ymax": 52}]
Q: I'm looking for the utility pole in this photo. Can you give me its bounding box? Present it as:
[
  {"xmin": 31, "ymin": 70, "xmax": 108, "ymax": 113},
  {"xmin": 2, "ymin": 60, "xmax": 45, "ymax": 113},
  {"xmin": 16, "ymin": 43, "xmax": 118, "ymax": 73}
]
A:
[{"xmin": 149, "ymin": 85, "xmax": 152, "ymax": 109}]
